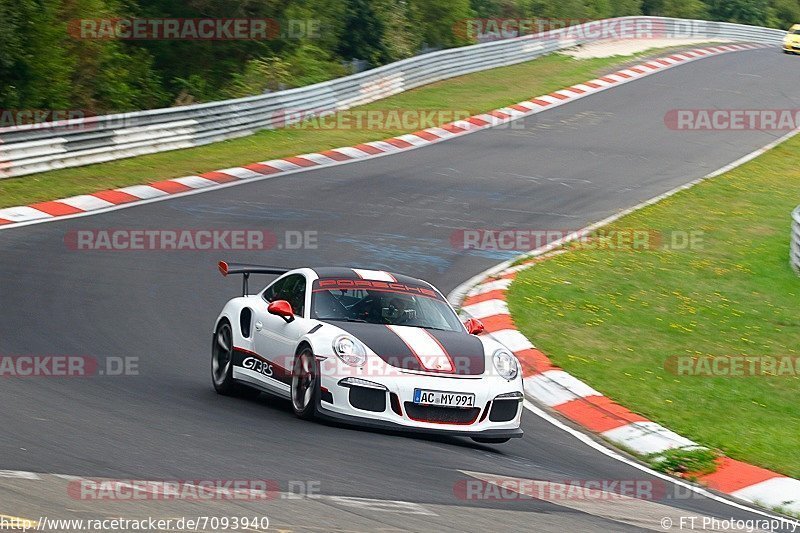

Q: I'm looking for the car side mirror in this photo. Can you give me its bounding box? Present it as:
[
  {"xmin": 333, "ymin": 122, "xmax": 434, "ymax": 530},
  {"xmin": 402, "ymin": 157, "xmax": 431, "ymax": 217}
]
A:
[
  {"xmin": 268, "ymin": 300, "xmax": 295, "ymax": 323},
  {"xmin": 464, "ymin": 318, "xmax": 485, "ymax": 335}
]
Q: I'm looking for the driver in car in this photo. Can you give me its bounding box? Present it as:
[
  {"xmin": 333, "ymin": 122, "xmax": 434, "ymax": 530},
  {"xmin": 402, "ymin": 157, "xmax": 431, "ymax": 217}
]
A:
[{"xmin": 382, "ymin": 296, "xmax": 417, "ymax": 325}]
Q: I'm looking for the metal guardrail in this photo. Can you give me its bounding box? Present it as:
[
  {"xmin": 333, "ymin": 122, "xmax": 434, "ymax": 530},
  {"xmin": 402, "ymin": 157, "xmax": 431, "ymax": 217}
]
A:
[
  {"xmin": 792, "ymin": 206, "xmax": 800, "ymax": 274},
  {"xmin": 0, "ymin": 17, "xmax": 786, "ymax": 179}
]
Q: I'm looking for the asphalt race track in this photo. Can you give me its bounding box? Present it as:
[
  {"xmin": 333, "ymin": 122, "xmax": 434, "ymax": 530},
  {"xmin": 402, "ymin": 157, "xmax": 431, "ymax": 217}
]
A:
[{"xmin": 1, "ymin": 48, "xmax": 799, "ymax": 532}]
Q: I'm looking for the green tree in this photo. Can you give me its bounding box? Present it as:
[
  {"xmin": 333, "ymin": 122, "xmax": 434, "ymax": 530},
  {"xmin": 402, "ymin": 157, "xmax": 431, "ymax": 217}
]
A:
[
  {"xmin": 522, "ymin": 0, "xmax": 588, "ymax": 20},
  {"xmin": 585, "ymin": 0, "xmax": 613, "ymax": 18},
  {"xmin": 0, "ymin": 0, "xmax": 27, "ymax": 107},
  {"xmin": 707, "ymin": 0, "xmax": 771, "ymax": 25},
  {"xmin": 661, "ymin": 0, "xmax": 708, "ymax": 18},
  {"xmin": 470, "ymin": 0, "xmax": 524, "ymax": 17},
  {"xmin": 641, "ymin": 0, "xmax": 664, "ymax": 14},
  {"xmin": 61, "ymin": 0, "xmax": 166, "ymax": 112},
  {"xmin": 0, "ymin": 0, "xmax": 166, "ymax": 113},
  {"xmin": 768, "ymin": 0, "xmax": 800, "ymax": 27},
  {"xmin": 375, "ymin": 0, "xmax": 422, "ymax": 60},
  {"xmin": 337, "ymin": 0, "xmax": 390, "ymax": 64},
  {"xmin": 224, "ymin": 56, "xmax": 292, "ymax": 98},
  {"xmin": 0, "ymin": 0, "xmax": 73, "ymax": 110},
  {"xmin": 408, "ymin": 0, "xmax": 473, "ymax": 48},
  {"xmin": 609, "ymin": 0, "xmax": 643, "ymax": 16},
  {"xmin": 284, "ymin": 43, "xmax": 346, "ymax": 86}
]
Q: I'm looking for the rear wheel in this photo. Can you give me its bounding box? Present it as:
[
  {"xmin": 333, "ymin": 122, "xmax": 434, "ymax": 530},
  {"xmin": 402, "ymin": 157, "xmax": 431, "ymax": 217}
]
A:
[
  {"xmin": 212, "ymin": 321, "xmax": 260, "ymax": 399},
  {"xmin": 291, "ymin": 347, "xmax": 319, "ymax": 419}
]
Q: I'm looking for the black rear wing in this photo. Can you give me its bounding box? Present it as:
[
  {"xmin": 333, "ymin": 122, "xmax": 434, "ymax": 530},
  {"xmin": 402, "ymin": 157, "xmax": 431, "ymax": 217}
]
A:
[{"xmin": 218, "ymin": 261, "xmax": 290, "ymax": 295}]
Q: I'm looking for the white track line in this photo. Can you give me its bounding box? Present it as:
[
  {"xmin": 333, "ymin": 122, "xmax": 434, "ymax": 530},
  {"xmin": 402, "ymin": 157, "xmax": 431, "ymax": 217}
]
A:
[{"xmin": 523, "ymin": 401, "xmax": 800, "ymax": 526}]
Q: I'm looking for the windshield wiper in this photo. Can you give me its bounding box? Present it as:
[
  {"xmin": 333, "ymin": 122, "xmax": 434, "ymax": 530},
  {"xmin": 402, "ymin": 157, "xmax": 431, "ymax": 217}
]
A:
[{"xmin": 415, "ymin": 325, "xmax": 453, "ymax": 332}]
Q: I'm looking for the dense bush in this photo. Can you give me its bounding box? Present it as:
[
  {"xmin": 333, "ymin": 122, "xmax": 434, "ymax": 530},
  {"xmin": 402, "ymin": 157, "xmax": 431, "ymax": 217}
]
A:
[{"xmin": 0, "ymin": 0, "xmax": 795, "ymax": 114}]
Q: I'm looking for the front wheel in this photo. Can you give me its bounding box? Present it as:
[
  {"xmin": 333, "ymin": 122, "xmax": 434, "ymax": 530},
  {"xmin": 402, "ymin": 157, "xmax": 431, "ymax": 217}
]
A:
[
  {"xmin": 471, "ymin": 437, "xmax": 511, "ymax": 444},
  {"xmin": 291, "ymin": 347, "xmax": 319, "ymax": 420}
]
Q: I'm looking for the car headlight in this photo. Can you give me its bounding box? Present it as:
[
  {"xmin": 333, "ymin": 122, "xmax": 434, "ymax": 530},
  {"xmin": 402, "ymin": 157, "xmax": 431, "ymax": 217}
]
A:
[
  {"xmin": 493, "ymin": 349, "xmax": 519, "ymax": 380},
  {"xmin": 332, "ymin": 335, "xmax": 367, "ymax": 367}
]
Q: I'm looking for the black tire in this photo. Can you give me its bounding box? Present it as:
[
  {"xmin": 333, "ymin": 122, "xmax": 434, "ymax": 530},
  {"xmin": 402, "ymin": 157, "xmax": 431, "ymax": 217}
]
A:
[
  {"xmin": 211, "ymin": 321, "xmax": 260, "ymax": 399},
  {"xmin": 471, "ymin": 437, "xmax": 511, "ymax": 444},
  {"xmin": 291, "ymin": 347, "xmax": 319, "ymax": 420}
]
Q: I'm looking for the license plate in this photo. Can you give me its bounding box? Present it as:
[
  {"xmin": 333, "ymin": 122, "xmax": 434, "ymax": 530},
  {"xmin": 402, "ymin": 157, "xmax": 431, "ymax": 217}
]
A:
[{"xmin": 413, "ymin": 389, "xmax": 475, "ymax": 408}]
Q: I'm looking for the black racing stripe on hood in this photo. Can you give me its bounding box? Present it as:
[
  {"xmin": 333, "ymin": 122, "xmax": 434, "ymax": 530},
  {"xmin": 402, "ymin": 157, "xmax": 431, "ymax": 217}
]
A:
[
  {"xmin": 427, "ymin": 329, "xmax": 486, "ymax": 376},
  {"xmin": 325, "ymin": 321, "xmax": 486, "ymax": 375},
  {"xmin": 325, "ymin": 321, "xmax": 424, "ymax": 372}
]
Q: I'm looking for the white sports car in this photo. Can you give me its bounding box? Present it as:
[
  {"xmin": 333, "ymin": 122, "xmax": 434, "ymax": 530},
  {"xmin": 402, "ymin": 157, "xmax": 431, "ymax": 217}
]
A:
[{"xmin": 212, "ymin": 262, "xmax": 524, "ymax": 443}]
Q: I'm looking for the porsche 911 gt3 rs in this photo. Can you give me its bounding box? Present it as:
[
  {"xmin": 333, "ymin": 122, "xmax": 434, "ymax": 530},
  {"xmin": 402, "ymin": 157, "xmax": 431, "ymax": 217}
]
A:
[{"xmin": 211, "ymin": 262, "xmax": 524, "ymax": 443}]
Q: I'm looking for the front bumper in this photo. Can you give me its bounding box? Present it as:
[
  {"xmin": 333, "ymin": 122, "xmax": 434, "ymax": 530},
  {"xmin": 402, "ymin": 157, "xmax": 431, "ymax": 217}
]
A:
[
  {"xmin": 316, "ymin": 403, "xmax": 524, "ymax": 438},
  {"xmin": 317, "ymin": 364, "xmax": 524, "ymax": 438}
]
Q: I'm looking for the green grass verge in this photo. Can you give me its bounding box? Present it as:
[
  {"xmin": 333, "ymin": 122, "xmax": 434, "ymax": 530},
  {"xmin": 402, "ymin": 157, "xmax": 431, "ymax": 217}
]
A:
[
  {"xmin": 646, "ymin": 448, "xmax": 720, "ymax": 480},
  {"xmin": 1, "ymin": 46, "xmax": 698, "ymax": 209},
  {"xmin": 507, "ymin": 134, "xmax": 800, "ymax": 478}
]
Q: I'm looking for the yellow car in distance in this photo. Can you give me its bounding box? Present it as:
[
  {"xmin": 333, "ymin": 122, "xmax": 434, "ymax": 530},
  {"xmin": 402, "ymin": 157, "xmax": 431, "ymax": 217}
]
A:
[{"xmin": 784, "ymin": 24, "xmax": 800, "ymax": 53}]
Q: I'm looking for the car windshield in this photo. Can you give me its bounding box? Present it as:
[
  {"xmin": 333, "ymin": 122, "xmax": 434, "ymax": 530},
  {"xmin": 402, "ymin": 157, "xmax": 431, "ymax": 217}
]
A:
[
  {"xmin": 793, "ymin": 28, "xmax": 800, "ymax": 34},
  {"xmin": 311, "ymin": 279, "xmax": 463, "ymax": 332}
]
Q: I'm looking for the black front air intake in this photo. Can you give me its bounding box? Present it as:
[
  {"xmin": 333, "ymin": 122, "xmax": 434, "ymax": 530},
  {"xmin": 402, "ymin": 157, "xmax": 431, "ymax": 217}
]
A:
[
  {"xmin": 348, "ymin": 387, "xmax": 386, "ymax": 412},
  {"xmin": 489, "ymin": 399, "xmax": 519, "ymax": 422},
  {"xmin": 404, "ymin": 403, "xmax": 480, "ymax": 425}
]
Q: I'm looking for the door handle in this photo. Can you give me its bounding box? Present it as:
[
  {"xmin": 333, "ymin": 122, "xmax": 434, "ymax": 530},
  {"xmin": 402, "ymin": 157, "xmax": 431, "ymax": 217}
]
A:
[{"xmin": 254, "ymin": 321, "xmax": 263, "ymax": 331}]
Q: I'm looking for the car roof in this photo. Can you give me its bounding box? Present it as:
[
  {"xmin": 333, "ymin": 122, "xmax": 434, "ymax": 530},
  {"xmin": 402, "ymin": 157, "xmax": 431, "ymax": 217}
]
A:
[{"xmin": 308, "ymin": 267, "xmax": 432, "ymax": 287}]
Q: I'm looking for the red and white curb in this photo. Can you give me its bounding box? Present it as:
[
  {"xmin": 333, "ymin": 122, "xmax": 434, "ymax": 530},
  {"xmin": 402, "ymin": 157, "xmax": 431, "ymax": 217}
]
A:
[
  {"xmin": 458, "ymin": 264, "xmax": 800, "ymax": 514},
  {"xmin": 450, "ymin": 122, "xmax": 800, "ymax": 515},
  {"xmin": 0, "ymin": 43, "xmax": 767, "ymax": 230}
]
